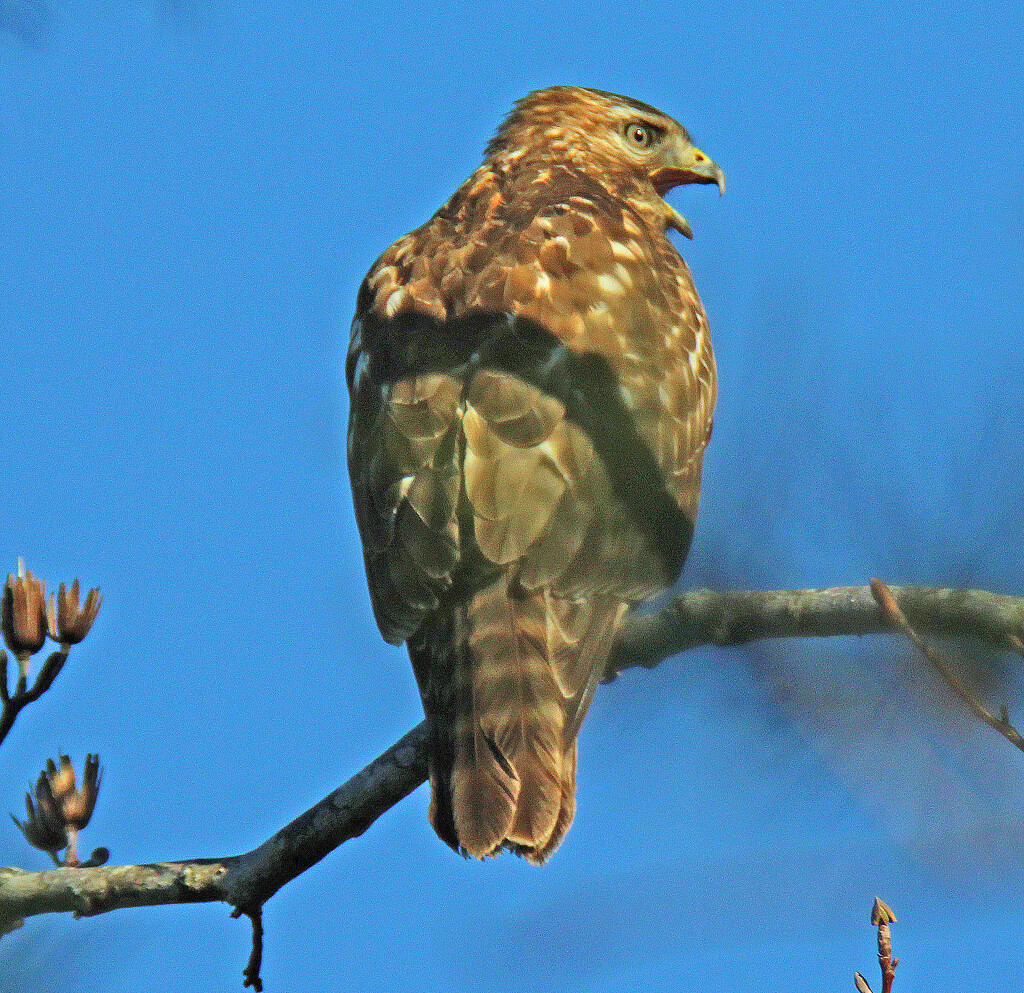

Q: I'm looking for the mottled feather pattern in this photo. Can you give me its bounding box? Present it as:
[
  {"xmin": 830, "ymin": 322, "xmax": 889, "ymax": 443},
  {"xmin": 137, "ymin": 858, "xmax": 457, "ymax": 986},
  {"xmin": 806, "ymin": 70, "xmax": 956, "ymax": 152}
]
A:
[{"xmin": 347, "ymin": 86, "xmax": 721, "ymax": 861}]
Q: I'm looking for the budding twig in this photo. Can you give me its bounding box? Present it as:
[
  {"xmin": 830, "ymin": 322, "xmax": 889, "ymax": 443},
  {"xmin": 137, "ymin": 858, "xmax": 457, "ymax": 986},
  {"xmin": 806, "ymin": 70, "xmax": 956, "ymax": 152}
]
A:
[
  {"xmin": 11, "ymin": 754, "xmax": 104, "ymax": 867},
  {"xmin": 0, "ymin": 562, "xmax": 100, "ymax": 748},
  {"xmin": 854, "ymin": 897, "xmax": 898, "ymax": 993}
]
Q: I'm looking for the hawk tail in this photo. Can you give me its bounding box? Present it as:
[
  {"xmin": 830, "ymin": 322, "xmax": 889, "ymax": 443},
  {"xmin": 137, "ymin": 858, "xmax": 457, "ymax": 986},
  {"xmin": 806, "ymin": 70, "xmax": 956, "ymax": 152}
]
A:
[{"xmin": 409, "ymin": 577, "xmax": 621, "ymax": 864}]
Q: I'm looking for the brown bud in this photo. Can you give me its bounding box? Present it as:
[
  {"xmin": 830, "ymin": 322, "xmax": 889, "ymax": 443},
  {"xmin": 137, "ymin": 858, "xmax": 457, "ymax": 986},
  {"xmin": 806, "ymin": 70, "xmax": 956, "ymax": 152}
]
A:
[
  {"xmin": 51, "ymin": 753, "xmax": 101, "ymax": 830},
  {"xmin": 11, "ymin": 754, "xmax": 103, "ymax": 865},
  {"xmin": 47, "ymin": 578, "xmax": 102, "ymax": 647},
  {"xmin": 2, "ymin": 561, "xmax": 48, "ymax": 664},
  {"xmin": 870, "ymin": 897, "xmax": 896, "ymax": 926},
  {"xmin": 46, "ymin": 755, "xmax": 76, "ymax": 799}
]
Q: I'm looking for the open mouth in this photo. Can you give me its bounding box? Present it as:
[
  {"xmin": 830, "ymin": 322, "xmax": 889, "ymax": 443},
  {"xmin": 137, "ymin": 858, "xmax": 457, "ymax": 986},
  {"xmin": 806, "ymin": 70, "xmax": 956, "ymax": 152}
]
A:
[{"xmin": 651, "ymin": 163, "xmax": 726, "ymax": 198}]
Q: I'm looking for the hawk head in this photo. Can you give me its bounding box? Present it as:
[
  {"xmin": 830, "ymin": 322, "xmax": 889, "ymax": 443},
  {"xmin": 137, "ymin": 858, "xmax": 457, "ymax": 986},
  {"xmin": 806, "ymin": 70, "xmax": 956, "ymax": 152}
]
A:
[{"xmin": 485, "ymin": 86, "xmax": 725, "ymax": 237}]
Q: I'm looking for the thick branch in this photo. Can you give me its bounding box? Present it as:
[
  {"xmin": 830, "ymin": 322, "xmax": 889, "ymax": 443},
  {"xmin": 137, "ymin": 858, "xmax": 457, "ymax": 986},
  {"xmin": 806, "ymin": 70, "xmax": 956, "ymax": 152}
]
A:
[
  {"xmin": 606, "ymin": 584, "xmax": 1024, "ymax": 677},
  {"xmin": 0, "ymin": 723, "xmax": 429, "ymax": 936},
  {"xmin": 2, "ymin": 583, "xmax": 1022, "ymax": 938}
]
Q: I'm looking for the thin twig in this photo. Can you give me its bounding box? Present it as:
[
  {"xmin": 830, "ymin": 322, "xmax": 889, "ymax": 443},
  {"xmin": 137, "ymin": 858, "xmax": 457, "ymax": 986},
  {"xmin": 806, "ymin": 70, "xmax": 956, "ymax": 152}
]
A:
[
  {"xmin": 0, "ymin": 649, "xmax": 69, "ymax": 748},
  {"xmin": 234, "ymin": 905, "xmax": 264, "ymax": 992},
  {"xmin": 870, "ymin": 578, "xmax": 1024, "ymax": 752}
]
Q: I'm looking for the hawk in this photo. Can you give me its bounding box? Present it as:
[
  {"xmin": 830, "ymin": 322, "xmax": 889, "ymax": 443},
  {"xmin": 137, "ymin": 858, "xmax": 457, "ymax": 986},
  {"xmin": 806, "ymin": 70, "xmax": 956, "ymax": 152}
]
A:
[{"xmin": 347, "ymin": 86, "xmax": 723, "ymax": 863}]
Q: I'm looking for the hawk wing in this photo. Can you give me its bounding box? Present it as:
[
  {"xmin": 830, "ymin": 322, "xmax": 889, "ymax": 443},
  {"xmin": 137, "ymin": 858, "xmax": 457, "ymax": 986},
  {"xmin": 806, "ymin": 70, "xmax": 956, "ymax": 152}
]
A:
[{"xmin": 347, "ymin": 187, "xmax": 715, "ymax": 861}]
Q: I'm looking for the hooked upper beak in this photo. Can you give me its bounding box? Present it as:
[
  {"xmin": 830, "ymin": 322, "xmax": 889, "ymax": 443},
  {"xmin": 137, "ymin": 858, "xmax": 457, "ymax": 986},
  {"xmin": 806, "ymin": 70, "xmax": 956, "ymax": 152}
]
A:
[
  {"xmin": 651, "ymin": 137, "xmax": 724, "ymax": 238},
  {"xmin": 651, "ymin": 141, "xmax": 726, "ymax": 197}
]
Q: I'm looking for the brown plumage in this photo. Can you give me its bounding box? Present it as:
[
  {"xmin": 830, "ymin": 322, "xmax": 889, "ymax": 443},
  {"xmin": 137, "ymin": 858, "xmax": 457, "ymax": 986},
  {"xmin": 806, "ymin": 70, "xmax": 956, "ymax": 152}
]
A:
[{"xmin": 346, "ymin": 86, "xmax": 723, "ymax": 863}]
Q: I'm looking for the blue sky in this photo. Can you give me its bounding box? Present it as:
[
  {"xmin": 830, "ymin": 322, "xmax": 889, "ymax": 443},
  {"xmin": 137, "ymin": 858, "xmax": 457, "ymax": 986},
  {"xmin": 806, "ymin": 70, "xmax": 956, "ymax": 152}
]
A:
[{"xmin": 2, "ymin": 2, "xmax": 1023, "ymax": 990}]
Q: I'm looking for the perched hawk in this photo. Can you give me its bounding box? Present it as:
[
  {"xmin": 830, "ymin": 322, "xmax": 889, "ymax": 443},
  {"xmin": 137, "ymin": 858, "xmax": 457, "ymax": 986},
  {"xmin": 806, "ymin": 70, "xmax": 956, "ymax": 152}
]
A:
[{"xmin": 347, "ymin": 86, "xmax": 723, "ymax": 863}]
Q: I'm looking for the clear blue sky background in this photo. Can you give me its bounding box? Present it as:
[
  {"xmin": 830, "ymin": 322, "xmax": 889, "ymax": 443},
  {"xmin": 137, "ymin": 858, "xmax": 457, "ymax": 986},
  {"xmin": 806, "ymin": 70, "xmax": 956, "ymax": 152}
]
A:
[{"xmin": 2, "ymin": 2, "xmax": 1023, "ymax": 990}]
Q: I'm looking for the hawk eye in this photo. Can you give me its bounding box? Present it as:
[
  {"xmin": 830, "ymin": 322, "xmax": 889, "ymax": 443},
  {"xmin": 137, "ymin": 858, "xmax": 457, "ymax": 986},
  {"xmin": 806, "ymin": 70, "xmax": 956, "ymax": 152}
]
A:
[{"xmin": 624, "ymin": 122, "xmax": 656, "ymax": 149}]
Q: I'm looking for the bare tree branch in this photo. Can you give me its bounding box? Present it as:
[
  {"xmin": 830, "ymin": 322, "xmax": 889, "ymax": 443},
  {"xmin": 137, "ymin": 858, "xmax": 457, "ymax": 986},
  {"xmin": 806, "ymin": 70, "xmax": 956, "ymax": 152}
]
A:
[
  {"xmin": 2, "ymin": 582, "xmax": 1023, "ymax": 985},
  {"xmin": 606, "ymin": 583, "xmax": 1024, "ymax": 678},
  {"xmin": 0, "ymin": 721, "xmax": 428, "ymax": 938}
]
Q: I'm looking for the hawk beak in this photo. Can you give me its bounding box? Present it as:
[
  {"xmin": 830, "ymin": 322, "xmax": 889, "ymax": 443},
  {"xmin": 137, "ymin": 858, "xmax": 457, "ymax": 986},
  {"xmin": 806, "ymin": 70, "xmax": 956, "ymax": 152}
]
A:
[
  {"xmin": 652, "ymin": 140, "xmax": 724, "ymax": 238},
  {"xmin": 651, "ymin": 143, "xmax": 726, "ymax": 197}
]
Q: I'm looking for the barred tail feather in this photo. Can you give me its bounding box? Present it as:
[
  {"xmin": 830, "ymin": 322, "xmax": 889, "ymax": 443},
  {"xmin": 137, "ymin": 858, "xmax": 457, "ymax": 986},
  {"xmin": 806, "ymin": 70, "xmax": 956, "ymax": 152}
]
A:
[
  {"xmin": 530, "ymin": 737, "xmax": 577, "ymax": 865},
  {"xmin": 456, "ymin": 578, "xmax": 565, "ymax": 858},
  {"xmin": 409, "ymin": 577, "xmax": 622, "ymax": 862}
]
